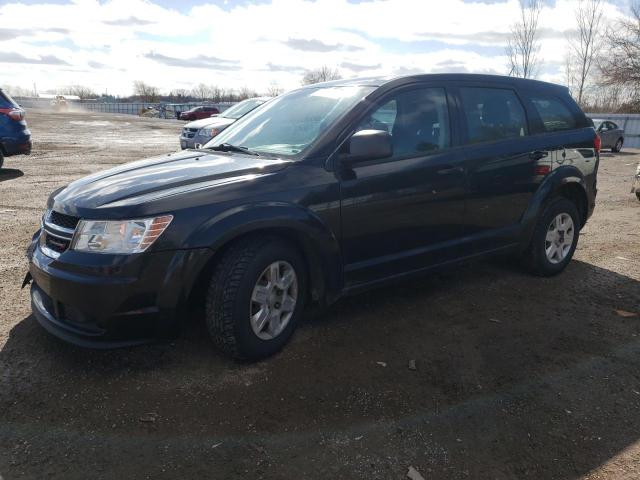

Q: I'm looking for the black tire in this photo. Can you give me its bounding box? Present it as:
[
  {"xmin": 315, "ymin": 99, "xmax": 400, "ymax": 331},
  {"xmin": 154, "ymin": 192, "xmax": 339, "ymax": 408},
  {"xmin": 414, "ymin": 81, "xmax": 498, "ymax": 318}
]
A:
[
  {"xmin": 522, "ymin": 197, "xmax": 580, "ymax": 277},
  {"xmin": 0, "ymin": 150, "xmax": 4, "ymax": 170},
  {"xmin": 612, "ymin": 138, "xmax": 623, "ymax": 153},
  {"xmin": 205, "ymin": 235, "xmax": 307, "ymax": 361}
]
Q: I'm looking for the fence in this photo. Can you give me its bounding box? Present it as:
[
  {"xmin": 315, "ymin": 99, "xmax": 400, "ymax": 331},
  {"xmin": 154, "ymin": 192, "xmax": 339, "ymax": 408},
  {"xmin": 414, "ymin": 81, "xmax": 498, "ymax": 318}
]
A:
[
  {"xmin": 15, "ymin": 97, "xmax": 233, "ymax": 119},
  {"xmin": 587, "ymin": 113, "xmax": 640, "ymax": 148}
]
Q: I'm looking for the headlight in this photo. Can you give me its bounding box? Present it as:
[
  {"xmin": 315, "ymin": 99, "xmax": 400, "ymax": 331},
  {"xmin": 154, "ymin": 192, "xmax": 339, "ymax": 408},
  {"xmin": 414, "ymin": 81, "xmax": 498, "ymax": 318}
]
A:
[
  {"xmin": 200, "ymin": 127, "xmax": 220, "ymax": 138},
  {"xmin": 71, "ymin": 215, "xmax": 173, "ymax": 254}
]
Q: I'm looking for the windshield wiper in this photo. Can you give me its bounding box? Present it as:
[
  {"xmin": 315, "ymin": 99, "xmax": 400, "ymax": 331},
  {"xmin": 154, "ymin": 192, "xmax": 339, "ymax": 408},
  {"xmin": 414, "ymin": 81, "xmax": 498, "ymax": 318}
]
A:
[{"xmin": 207, "ymin": 143, "xmax": 260, "ymax": 156}]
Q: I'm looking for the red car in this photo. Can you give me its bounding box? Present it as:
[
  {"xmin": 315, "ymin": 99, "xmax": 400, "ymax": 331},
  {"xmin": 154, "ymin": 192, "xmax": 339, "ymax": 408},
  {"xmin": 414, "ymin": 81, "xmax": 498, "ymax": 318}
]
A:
[{"xmin": 179, "ymin": 105, "xmax": 220, "ymax": 121}]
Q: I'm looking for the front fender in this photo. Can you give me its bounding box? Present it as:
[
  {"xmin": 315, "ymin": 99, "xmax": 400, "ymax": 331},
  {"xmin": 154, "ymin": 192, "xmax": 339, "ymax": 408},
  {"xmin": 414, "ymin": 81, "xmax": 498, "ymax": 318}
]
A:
[{"xmin": 187, "ymin": 202, "xmax": 343, "ymax": 302}]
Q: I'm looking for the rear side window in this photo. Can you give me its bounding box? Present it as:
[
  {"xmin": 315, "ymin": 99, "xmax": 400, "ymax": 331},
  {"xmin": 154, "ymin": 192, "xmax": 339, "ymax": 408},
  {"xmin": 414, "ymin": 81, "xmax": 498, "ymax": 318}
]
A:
[
  {"xmin": 0, "ymin": 90, "xmax": 18, "ymax": 108},
  {"xmin": 530, "ymin": 96, "xmax": 577, "ymax": 132},
  {"xmin": 460, "ymin": 87, "xmax": 527, "ymax": 144}
]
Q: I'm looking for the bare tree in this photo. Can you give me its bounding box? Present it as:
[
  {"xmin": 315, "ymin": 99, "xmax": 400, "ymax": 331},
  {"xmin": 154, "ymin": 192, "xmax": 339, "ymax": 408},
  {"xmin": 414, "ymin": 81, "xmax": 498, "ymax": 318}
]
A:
[
  {"xmin": 266, "ymin": 82, "xmax": 283, "ymax": 97},
  {"xmin": 566, "ymin": 0, "xmax": 605, "ymax": 105},
  {"xmin": 192, "ymin": 83, "xmax": 213, "ymax": 101},
  {"xmin": 301, "ymin": 66, "xmax": 342, "ymax": 85},
  {"xmin": 1, "ymin": 84, "xmax": 31, "ymax": 97},
  {"xmin": 133, "ymin": 81, "xmax": 159, "ymax": 102},
  {"xmin": 599, "ymin": 2, "xmax": 640, "ymax": 90},
  {"xmin": 60, "ymin": 85, "xmax": 97, "ymax": 100},
  {"xmin": 506, "ymin": 0, "xmax": 543, "ymax": 79}
]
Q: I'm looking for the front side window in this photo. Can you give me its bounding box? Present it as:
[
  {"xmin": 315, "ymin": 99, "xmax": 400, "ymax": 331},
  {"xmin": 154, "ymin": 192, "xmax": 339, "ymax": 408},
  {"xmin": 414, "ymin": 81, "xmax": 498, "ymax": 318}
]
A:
[
  {"xmin": 204, "ymin": 86, "xmax": 375, "ymax": 157},
  {"xmin": 460, "ymin": 87, "xmax": 527, "ymax": 143},
  {"xmin": 529, "ymin": 96, "xmax": 577, "ymax": 132},
  {"xmin": 358, "ymin": 87, "xmax": 450, "ymax": 158}
]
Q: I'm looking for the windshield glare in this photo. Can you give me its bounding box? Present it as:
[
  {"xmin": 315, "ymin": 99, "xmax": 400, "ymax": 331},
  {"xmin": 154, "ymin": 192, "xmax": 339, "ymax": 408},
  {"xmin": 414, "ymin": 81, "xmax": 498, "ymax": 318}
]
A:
[
  {"xmin": 222, "ymin": 98, "xmax": 266, "ymax": 120},
  {"xmin": 204, "ymin": 86, "xmax": 374, "ymax": 157}
]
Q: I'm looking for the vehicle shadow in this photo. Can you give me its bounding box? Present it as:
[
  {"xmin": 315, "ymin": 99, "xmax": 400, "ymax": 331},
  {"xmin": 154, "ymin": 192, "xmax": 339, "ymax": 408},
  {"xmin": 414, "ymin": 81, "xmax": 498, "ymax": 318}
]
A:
[
  {"xmin": 0, "ymin": 168, "xmax": 24, "ymax": 182},
  {"xmin": 1, "ymin": 259, "xmax": 639, "ymax": 479},
  {"xmin": 600, "ymin": 150, "xmax": 638, "ymax": 158}
]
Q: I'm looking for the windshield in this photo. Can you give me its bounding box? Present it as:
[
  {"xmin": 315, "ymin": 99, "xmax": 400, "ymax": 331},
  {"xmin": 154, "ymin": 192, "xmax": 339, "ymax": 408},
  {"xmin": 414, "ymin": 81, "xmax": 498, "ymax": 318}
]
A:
[
  {"xmin": 222, "ymin": 98, "xmax": 266, "ymax": 120},
  {"xmin": 204, "ymin": 86, "xmax": 375, "ymax": 157}
]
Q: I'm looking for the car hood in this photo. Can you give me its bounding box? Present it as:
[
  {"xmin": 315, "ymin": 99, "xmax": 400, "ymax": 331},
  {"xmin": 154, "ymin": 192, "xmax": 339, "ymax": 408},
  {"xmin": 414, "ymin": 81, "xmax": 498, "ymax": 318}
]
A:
[
  {"xmin": 184, "ymin": 117, "xmax": 234, "ymax": 130},
  {"xmin": 50, "ymin": 149, "xmax": 292, "ymax": 212}
]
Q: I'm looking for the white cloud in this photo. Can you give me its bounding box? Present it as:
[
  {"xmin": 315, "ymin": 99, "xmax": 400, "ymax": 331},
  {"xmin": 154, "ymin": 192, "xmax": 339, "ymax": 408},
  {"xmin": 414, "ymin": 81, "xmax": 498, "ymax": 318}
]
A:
[{"xmin": 0, "ymin": 0, "xmax": 631, "ymax": 96}]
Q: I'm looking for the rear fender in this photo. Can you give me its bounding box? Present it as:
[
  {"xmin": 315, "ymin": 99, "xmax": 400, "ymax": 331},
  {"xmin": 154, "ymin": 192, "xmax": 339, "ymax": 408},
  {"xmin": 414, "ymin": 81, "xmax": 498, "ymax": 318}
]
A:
[{"xmin": 518, "ymin": 165, "xmax": 587, "ymax": 247}]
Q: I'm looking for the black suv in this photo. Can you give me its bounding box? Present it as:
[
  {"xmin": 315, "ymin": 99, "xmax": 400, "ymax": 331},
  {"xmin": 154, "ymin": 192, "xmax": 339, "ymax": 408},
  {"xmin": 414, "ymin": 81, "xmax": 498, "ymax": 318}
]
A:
[
  {"xmin": 27, "ymin": 74, "xmax": 599, "ymax": 360},
  {"xmin": 0, "ymin": 88, "xmax": 31, "ymax": 168}
]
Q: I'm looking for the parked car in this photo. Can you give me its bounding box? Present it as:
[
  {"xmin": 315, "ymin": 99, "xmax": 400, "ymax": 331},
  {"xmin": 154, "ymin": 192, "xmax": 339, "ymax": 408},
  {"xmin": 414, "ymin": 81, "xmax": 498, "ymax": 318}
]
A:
[
  {"xmin": 591, "ymin": 118, "xmax": 624, "ymax": 152},
  {"xmin": 26, "ymin": 74, "xmax": 599, "ymax": 360},
  {"xmin": 180, "ymin": 97, "xmax": 270, "ymax": 149},
  {"xmin": 633, "ymin": 163, "xmax": 640, "ymax": 201},
  {"xmin": 0, "ymin": 88, "xmax": 31, "ymax": 169},
  {"xmin": 50, "ymin": 95, "xmax": 68, "ymax": 111},
  {"xmin": 179, "ymin": 105, "xmax": 220, "ymax": 121}
]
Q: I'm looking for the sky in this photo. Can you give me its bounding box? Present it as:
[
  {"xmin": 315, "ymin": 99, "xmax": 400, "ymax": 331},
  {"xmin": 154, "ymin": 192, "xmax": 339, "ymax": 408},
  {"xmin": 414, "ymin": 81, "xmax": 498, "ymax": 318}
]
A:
[{"xmin": 0, "ymin": 0, "xmax": 634, "ymax": 96}]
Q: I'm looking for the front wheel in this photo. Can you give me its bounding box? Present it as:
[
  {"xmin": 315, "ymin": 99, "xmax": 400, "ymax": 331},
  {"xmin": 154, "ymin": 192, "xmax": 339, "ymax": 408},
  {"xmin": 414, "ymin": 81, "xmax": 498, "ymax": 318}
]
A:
[
  {"xmin": 612, "ymin": 138, "xmax": 623, "ymax": 153},
  {"xmin": 522, "ymin": 197, "xmax": 580, "ymax": 276},
  {"xmin": 205, "ymin": 236, "xmax": 307, "ymax": 361}
]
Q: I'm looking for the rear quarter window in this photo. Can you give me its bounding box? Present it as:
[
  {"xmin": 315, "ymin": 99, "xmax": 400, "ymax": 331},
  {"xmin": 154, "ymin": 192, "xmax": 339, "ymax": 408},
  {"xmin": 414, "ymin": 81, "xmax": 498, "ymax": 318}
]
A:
[
  {"xmin": 529, "ymin": 96, "xmax": 577, "ymax": 132},
  {"xmin": 0, "ymin": 90, "xmax": 18, "ymax": 108}
]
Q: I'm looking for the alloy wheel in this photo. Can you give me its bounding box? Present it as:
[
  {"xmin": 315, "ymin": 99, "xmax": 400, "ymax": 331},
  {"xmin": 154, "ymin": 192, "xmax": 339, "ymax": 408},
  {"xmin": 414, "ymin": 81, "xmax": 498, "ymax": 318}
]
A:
[
  {"xmin": 249, "ymin": 261, "xmax": 299, "ymax": 340},
  {"xmin": 545, "ymin": 213, "xmax": 575, "ymax": 264}
]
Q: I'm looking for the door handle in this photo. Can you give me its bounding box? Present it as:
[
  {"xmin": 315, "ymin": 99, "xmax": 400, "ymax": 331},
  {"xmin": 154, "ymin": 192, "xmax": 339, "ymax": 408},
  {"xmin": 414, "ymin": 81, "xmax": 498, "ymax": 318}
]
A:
[
  {"xmin": 529, "ymin": 150, "xmax": 549, "ymax": 161},
  {"xmin": 437, "ymin": 166, "xmax": 464, "ymax": 175}
]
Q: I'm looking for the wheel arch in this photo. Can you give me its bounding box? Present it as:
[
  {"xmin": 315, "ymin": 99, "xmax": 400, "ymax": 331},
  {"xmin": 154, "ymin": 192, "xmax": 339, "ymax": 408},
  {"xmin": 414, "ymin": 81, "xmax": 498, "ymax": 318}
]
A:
[
  {"xmin": 185, "ymin": 204, "xmax": 343, "ymax": 315},
  {"xmin": 519, "ymin": 166, "xmax": 589, "ymax": 247}
]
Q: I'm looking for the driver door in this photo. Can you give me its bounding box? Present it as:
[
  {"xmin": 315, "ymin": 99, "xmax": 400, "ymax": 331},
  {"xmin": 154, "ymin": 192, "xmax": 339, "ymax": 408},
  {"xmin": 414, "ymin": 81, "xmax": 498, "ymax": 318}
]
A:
[{"xmin": 339, "ymin": 85, "xmax": 468, "ymax": 288}]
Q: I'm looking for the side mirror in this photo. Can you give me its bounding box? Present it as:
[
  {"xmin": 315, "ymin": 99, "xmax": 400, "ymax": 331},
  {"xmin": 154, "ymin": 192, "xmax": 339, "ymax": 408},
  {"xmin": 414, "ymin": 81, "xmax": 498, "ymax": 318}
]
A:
[{"xmin": 343, "ymin": 129, "xmax": 392, "ymax": 165}]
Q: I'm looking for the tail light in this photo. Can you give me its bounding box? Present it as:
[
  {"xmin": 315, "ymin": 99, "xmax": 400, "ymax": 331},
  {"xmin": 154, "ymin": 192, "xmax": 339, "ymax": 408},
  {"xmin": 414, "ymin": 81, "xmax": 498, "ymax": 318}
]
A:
[
  {"xmin": 594, "ymin": 134, "xmax": 601, "ymax": 153},
  {"xmin": 0, "ymin": 108, "xmax": 25, "ymax": 121}
]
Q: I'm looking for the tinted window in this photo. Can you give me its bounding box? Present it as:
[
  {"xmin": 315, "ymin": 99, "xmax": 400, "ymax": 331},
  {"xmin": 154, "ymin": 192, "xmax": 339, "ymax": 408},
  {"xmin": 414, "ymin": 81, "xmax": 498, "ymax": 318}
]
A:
[
  {"xmin": 610, "ymin": 121, "xmax": 618, "ymax": 129},
  {"xmin": 358, "ymin": 87, "xmax": 450, "ymax": 158},
  {"xmin": 530, "ymin": 96, "xmax": 577, "ymax": 132},
  {"xmin": 0, "ymin": 90, "xmax": 18, "ymax": 108},
  {"xmin": 460, "ymin": 87, "xmax": 527, "ymax": 143}
]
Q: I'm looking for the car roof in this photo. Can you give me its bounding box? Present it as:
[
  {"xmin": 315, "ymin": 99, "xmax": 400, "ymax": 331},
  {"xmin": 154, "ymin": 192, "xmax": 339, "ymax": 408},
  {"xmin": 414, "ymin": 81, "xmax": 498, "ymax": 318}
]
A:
[{"xmin": 301, "ymin": 73, "xmax": 568, "ymax": 92}]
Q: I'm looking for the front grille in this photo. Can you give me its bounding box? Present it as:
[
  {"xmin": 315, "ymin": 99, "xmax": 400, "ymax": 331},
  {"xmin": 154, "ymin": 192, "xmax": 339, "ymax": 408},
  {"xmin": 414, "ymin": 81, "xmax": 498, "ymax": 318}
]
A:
[
  {"xmin": 41, "ymin": 209, "xmax": 77, "ymax": 257},
  {"xmin": 49, "ymin": 210, "xmax": 80, "ymax": 230},
  {"xmin": 182, "ymin": 127, "xmax": 198, "ymax": 139},
  {"xmin": 45, "ymin": 234, "xmax": 70, "ymax": 253}
]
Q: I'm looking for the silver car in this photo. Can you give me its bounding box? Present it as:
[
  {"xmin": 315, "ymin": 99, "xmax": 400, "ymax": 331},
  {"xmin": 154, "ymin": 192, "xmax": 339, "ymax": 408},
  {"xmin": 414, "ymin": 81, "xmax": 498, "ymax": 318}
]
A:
[
  {"xmin": 592, "ymin": 119, "xmax": 625, "ymax": 152},
  {"xmin": 179, "ymin": 97, "xmax": 270, "ymax": 149}
]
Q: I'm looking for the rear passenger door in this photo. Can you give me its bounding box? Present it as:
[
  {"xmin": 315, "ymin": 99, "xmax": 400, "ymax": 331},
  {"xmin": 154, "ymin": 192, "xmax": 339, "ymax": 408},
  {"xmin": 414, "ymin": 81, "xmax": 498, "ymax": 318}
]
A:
[{"xmin": 453, "ymin": 85, "xmax": 554, "ymax": 251}]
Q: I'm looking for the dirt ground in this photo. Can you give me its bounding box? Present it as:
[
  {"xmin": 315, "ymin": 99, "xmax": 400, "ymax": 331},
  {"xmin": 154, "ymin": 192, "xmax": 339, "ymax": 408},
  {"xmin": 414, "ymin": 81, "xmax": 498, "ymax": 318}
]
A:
[{"xmin": 0, "ymin": 109, "xmax": 639, "ymax": 480}]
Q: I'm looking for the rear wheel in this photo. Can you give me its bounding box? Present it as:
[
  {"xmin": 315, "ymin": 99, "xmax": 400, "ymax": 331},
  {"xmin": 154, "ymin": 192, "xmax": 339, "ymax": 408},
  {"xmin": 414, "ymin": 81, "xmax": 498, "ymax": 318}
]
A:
[
  {"xmin": 612, "ymin": 138, "xmax": 623, "ymax": 153},
  {"xmin": 522, "ymin": 197, "xmax": 580, "ymax": 276},
  {"xmin": 0, "ymin": 150, "xmax": 4, "ymax": 170},
  {"xmin": 205, "ymin": 236, "xmax": 307, "ymax": 360}
]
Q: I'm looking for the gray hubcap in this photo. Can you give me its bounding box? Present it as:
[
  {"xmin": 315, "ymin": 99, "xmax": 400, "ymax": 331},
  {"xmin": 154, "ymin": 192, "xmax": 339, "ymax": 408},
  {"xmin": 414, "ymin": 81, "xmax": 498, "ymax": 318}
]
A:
[
  {"xmin": 545, "ymin": 213, "xmax": 575, "ymax": 264},
  {"xmin": 250, "ymin": 261, "xmax": 298, "ymax": 340}
]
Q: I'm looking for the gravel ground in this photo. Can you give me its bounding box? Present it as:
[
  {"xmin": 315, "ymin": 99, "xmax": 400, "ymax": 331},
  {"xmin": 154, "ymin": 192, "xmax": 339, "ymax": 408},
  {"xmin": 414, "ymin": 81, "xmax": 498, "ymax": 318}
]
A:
[{"xmin": 0, "ymin": 109, "xmax": 639, "ymax": 480}]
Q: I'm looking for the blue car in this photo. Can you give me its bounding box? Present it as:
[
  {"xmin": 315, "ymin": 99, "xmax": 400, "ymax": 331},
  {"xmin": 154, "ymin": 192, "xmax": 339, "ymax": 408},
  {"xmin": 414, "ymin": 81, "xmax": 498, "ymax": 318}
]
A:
[{"xmin": 0, "ymin": 88, "xmax": 31, "ymax": 169}]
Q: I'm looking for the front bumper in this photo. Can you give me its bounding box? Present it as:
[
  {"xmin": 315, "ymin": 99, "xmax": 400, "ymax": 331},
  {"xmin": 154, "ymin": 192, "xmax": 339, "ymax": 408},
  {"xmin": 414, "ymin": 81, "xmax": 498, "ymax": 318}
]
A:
[
  {"xmin": 27, "ymin": 231, "xmax": 211, "ymax": 348},
  {"xmin": 180, "ymin": 133, "xmax": 211, "ymax": 150}
]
